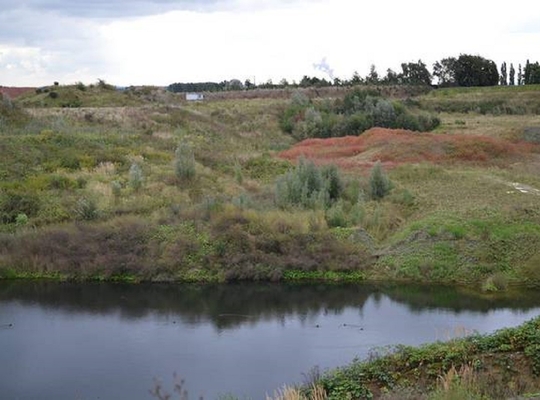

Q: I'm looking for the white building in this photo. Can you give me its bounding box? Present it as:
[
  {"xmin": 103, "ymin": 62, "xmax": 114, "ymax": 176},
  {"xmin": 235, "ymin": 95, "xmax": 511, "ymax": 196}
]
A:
[{"xmin": 186, "ymin": 92, "xmax": 204, "ymax": 101}]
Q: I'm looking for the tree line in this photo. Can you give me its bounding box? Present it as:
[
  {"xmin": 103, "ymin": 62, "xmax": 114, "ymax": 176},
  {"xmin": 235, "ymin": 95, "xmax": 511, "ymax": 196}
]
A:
[{"xmin": 167, "ymin": 54, "xmax": 540, "ymax": 93}]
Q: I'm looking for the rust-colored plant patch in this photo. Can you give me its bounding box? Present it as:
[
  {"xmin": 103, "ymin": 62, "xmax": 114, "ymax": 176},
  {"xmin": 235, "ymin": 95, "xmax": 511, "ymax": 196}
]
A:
[{"xmin": 278, "ymin": 128, "xmax": 538, "ymax": 171}]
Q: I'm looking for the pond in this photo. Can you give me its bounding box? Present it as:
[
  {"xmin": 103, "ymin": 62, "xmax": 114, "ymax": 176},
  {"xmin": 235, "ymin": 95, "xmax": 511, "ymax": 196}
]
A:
[{"xmin": 1, "ymin": 281, "xmax": 539, "ymax": 399}]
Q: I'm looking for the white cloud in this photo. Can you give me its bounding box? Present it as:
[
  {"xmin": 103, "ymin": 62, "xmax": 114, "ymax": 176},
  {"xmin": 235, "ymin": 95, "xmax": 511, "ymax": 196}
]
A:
[{"xmin": 1, "ymin": 0, "xmax": 540, "ymax": 86}]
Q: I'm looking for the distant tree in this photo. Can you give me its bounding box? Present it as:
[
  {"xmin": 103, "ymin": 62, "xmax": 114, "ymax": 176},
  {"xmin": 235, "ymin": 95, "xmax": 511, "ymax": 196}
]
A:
[
  {"xmin": 433, "ymin": 57, "xmax": 457, "ymax": 86},
  {"xmin": 227, "ymin": 79, "xmax": 244, "ymax": 91},
  {"xmin": 279, "ymin": 78, "xmax": 289, "ymax": 87},
  {"xmin": 350, "ymin": 71, "xmax": 363, "ymax": 85},
  {"xmin": 399, "ymin": 60, "xmax": 432, "ymax": 85},
  {"xmin": 366, "ymin": 65, "xmax": 379, "ymax": 84},
  {"xmin": 524, "ymin": 60, "xmax": 531, "ymax": 83},
  {"xmin": 167, "ymin": 81, "xmax": 224, "ymax": 92},
  {"xmin": 383, "ymin": 68, "xmax": 399, "ymax": 85},
  {"xmin": 524, "ymin": 60, "xmax": 540, "ymax": 84},
  {"xmin": 509, "ymin": 63, "xmax": 515, "ymax": 85},
  {"xmin": 453, "ymin": 54, "xmax": 499, "ymax": 87},
  {"xmin": 518, "ymin": 64, "xmax": 523, "ymax": 85},
  {"xmin": 244, "ymin": 79, "xmax": 254, "ymax": 89},
  {"xmin": 500, "ymin": 62, "xmax": 507, "ymax": 85}
]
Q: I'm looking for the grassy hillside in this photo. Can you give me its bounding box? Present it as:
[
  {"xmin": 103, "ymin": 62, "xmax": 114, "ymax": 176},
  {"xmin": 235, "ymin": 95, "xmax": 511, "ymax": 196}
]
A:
[{"xmin": 0, "ymin": 84, "xmax": 539, "ymax": 288}]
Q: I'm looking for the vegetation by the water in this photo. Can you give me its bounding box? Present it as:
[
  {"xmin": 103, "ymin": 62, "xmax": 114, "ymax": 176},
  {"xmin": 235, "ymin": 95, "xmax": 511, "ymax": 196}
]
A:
[
  {"xmin": 0, "ymin": 82, "xmax": 539, "ymax": 289},
  {"xmin": 150, "ymin": 316, "xmax": 540, "ymax": 399},
  {"xmin": 317, "ymin": 315, "xmax": 540, "ymax": 399}
]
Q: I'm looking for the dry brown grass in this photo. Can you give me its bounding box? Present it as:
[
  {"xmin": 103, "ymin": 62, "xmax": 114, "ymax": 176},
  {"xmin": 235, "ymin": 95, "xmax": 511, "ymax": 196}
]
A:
[{"xmin": 266, "ymin": 384, "xmax": 327, "ymax": 400}]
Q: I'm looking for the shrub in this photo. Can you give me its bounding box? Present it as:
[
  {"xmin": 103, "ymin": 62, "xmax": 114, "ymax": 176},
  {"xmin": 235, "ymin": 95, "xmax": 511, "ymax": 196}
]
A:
[
  {"xmin": 325, "ymin": 201, "xmax": 348, "ymax": 228},
  {"xmin": 369, "ymin": 161, "xmax": 392, "ymax": 200},
  {"xmin": 275, "ymin": 158, "xmax": 343, "ymax": 210},
  {"xmin": 0, "ymin": 191, "xmax": 41, "ymax": 224},
  {"xmin": 174, "ymin": 142, "xmax": 196, "ymax": 181},
  {"xmin": 280, "ymin": 89, "xmax": 440, "ymax": 138},
  {"xmin": 321, "ymin": 164, "xmax": 344, "ymax": 201},
  {"xmin": 73, "ymin": 197, "xmax": 99, "ymax": 221}
]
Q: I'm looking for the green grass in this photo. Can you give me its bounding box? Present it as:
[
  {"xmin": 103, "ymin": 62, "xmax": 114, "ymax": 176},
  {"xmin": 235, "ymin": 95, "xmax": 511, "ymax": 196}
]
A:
[{"xmin": 418, "ymin": 84, "xmax": 540, "ymax": 115}]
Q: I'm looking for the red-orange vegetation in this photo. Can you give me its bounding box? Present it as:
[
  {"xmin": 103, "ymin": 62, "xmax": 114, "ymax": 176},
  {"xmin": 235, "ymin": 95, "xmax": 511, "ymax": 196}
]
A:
[
  {"xmin": 278, "ymin": 128, "xmax": 538, "ymax": 171},
  {"xmin": 0, "ymin": 87, "xmax": 34, "ymax": 99}
]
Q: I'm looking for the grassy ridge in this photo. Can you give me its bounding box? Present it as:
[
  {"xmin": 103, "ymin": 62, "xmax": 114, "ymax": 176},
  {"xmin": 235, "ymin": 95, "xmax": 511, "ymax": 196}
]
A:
[{"xmin": 0, "ymin": 84, "xmax": 539, "ymax": 288}]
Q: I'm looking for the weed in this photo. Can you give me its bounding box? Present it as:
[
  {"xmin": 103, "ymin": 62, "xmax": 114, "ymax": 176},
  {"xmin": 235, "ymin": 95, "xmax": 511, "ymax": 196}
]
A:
[{"xmin": 73, "ymin": 196, "xmax": 100, "ymax": 221}]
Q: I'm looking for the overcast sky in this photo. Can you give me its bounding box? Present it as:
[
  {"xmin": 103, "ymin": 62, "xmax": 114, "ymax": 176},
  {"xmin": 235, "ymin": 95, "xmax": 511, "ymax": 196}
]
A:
[{"xmin": 1, "ymin": 0, "xmax": 539, "ymax": 87}]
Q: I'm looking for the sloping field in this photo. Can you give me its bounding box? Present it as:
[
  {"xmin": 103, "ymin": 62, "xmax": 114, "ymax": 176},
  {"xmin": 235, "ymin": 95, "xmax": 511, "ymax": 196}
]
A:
[{"xmin": 278, "ymin": 127, "xmax": 539, "ymax": 171}]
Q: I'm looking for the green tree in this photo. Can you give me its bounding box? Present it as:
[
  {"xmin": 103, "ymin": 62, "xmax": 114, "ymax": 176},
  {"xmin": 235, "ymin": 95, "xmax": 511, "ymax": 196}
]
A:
[
  {"xmin": 366, "ymin": 65, "xmax": 379, "ymax": 84},
  {"xmin": 524, "ymin": 60, "xmax": 540, "ymax": 84},
  {"xmin": 453, "ymin": 54, "xmax": 499, "ymax": 87},
  {"xmin": 400, "ymin": 60, "xmax": 432, "ymax": 85},
  {"xmin": 350, "ymin": 71, "xmax": 363, "ymax": 85},
  {"xmin": 433, "ymin": 57, "xmax": 457, "ymax": 86},
  {"xmin": 518, "ymin": 64, "xmax": 523, "ymax": 85},
  {"xmin": 383, "ymin": 68, "xmax": 399, "ymax": 85}
]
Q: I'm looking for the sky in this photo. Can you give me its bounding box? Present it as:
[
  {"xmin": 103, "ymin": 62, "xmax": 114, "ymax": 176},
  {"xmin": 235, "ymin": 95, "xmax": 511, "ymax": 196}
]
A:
[{"xmin": 0, "ymin": 0, "xmax": 539, "ymax": 87}]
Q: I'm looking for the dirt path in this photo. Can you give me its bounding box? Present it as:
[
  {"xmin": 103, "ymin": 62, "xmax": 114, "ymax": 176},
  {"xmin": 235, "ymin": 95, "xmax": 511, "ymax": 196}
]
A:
[{"xmin": 509, "ymin": 182, "xmax": 540, "ymax": 196}]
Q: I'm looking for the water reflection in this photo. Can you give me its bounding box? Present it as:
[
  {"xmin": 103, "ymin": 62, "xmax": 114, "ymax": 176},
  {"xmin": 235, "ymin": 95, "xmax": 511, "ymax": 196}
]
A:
[{"xmin": 1, "ymin": 281, "xmax": 540, "ymax": 330}]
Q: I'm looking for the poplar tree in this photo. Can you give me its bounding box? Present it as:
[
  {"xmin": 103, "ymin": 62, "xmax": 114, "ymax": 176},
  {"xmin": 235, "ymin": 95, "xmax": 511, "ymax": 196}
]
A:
[
  {"xmin": 509, "ymin": 63, "xmax": 515, "ymax": 85},
  {"xmin": 500, "ymin": 62, "xmax": 507, "ymax": 85},
  {"xmin": 518, "ymin": 64, "xmax": 523, "ymax": 85}
]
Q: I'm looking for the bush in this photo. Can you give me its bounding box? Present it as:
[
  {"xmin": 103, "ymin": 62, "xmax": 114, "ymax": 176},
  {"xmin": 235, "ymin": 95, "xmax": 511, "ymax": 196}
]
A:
[
  {"xmin": 73, "ymin": 197, "xmax": 99, "ymax": 221},
  {"xmin": 275, "ymin": 158, "xmax": 343, "ymax": 210},
  {"xmin": 325, "ymin": 201, "xmax": 348, "ymax": 227},
  {"xmin": 369, "ymin": 161, "xmax": 392, "ymax": 200},
  {"xmin": 174, "ymin": 142, "xmax": 196, "ymax": 181}
]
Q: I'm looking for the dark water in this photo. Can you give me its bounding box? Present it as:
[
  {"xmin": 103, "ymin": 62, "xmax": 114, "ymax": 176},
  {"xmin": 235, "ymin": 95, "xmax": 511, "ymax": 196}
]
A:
[{"xmin": 1, "ymin": 281, "xmax": 540, "ymax": 400}]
